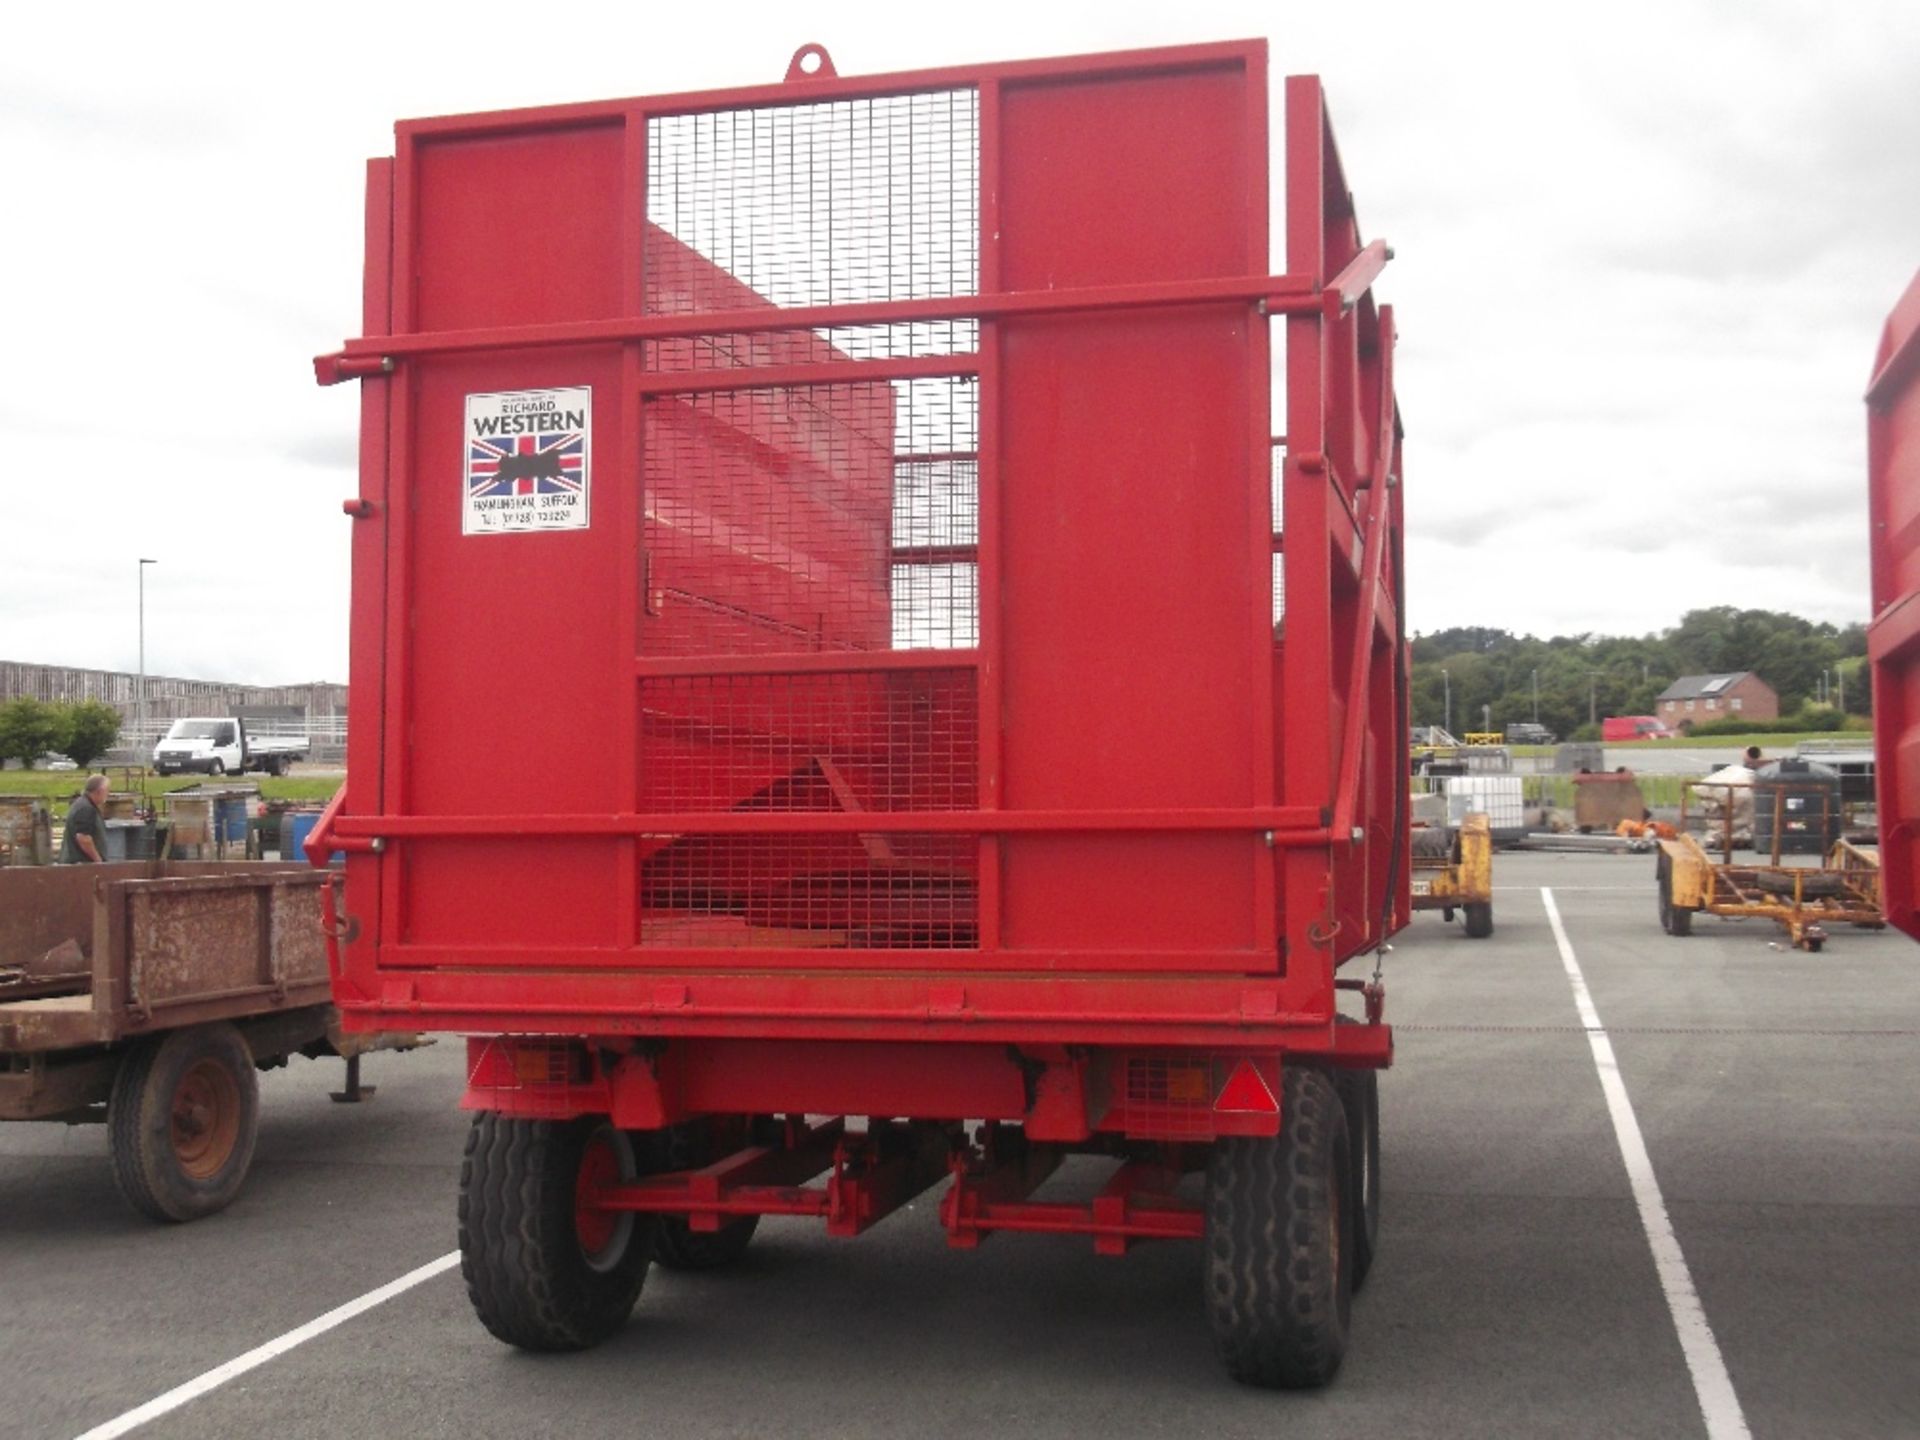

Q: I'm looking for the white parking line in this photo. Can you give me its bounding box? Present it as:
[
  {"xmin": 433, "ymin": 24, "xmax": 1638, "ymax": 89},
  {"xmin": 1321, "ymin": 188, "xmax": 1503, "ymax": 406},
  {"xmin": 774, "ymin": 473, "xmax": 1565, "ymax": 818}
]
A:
[
  {"xmin": 1541, "ymin": 887, "xmax": 1751, "ymax": 1440},
  {"xmin": 1493, "ymin": 884, "xmax": 1643, "ymax": 891},
  {"xmin": 72, "ymin": 1251, "xmax": 460, "ymax": 1440}
]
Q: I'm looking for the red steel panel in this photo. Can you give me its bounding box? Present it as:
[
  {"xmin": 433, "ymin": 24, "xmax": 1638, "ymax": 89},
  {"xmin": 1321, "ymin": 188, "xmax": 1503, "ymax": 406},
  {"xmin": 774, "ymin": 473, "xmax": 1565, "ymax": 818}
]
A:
[
  {"xmin": 1868, "ymin": 270, "xmax": 1920, "ymax": 940},
  {"xmin": 995, "ymin": 59, "xmax": 1262, "ymax": 960}
]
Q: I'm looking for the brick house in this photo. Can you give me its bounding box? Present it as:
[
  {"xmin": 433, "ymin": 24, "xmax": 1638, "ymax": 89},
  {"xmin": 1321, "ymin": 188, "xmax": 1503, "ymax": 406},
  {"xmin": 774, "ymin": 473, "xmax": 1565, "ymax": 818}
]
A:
[{"xmin": 1655, "ymin": 671, "xmax": 1778, "ymax": 731}]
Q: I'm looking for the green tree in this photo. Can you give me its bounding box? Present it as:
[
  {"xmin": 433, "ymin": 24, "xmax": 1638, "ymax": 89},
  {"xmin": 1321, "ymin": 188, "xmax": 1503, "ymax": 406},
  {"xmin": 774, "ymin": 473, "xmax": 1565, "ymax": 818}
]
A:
[
  {"xmin": 57, "ymin": 700, "xmax": 123, "ymax": 769},
  {"xmin": 0, "ymin": 698, "xmax": 62, "ymax": 768},
  {"xmin": 1409, "ymin": 604, "xmax": 1870, "ymax": 739}
]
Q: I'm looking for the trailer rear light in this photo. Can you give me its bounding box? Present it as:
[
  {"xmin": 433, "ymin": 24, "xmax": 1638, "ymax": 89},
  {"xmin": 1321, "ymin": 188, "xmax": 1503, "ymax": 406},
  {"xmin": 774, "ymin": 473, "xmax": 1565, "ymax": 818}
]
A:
[
  {"xmin": 1214, "ymin": 1060, "xmax": 1279, "ymax": 1115},
  {"xmin": 513, "ymin": 1044, "xmax": 584, "ymax": 1085},
  {"xmin": 466, "ymin": 1038, "xmax": 587, "ymax": 1090},
  {"xmin": 1125, "ymin": 1057, "xmax": 1212, "ymax": 1106}
]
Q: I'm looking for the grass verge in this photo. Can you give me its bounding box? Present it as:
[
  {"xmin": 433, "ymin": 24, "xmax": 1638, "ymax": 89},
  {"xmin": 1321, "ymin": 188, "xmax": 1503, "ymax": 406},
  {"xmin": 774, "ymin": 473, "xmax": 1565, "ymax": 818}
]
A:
[{"xmin": 0, "ymin": 770, "xmax": 343, "ymax": 805}]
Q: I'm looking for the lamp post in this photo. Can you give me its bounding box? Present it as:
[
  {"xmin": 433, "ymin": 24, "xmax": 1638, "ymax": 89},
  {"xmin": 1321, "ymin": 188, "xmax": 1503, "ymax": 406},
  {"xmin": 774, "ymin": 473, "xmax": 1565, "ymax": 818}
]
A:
[
  {"xmin": 138, "ymin": 559, "xmax": 157, "ymax": 766},
  {"xmin": 1442, "ymin": 667, "xmax": 1451, "ymax": 736}
]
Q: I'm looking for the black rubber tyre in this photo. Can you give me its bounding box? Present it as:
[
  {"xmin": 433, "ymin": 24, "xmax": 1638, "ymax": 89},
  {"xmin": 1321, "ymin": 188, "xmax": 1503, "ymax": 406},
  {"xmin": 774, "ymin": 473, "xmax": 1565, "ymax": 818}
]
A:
[
  {"xmin": 108, "ymin": 1022, "xmax": 260, "ymax": 1222},
  {"xmin": 1657, "ymin": 856, "xmax": 1694, "ymax": 937},
  {"xmin": 209, "ymin": 759, "xmax": 225, "ymax": 776},
  {"xmin": 1205, "ymin": 1067, "xmax": 1353, "ymax": 1389},
  {"xmin": 1805, "ymin": 936, "xmax": 1825, "ymax": 954},
  {"xmin": 459, "ymin": 1114, "xmax": 655, "ymax": 1351},
  {"xmin": 1334, "ymin": 1068, "xmax": 1381, "ymax": 1291},
  {"xmin": 655, "ymin": 1214, "xmax": 760, "ymax": 1269},
  {"xmin": 1463, "ymin": 902, "xmax": 1494, "ymax": 939},
  {"xmin": 649, "ymin": 1118, "xmax": 761, "ymax": 1269}
]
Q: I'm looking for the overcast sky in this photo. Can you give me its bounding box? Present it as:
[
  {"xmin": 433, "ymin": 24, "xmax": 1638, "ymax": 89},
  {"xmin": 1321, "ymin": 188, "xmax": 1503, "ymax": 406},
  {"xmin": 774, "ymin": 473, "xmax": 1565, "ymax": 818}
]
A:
[{"xmin": 3, "ymin": 1, "xmax": 1914, "ymax": 685}]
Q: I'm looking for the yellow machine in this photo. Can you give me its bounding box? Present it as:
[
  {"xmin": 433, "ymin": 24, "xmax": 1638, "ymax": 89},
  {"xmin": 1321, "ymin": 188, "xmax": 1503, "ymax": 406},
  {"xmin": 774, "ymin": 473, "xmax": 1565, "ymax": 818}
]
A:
[
  {"xmin": 1410, "ymin": 811, "xmax": 1494, "ymax": 938},
  {"xmin": 1655, "ymin": 781, "xmax": 1883, "ymax": 952}
]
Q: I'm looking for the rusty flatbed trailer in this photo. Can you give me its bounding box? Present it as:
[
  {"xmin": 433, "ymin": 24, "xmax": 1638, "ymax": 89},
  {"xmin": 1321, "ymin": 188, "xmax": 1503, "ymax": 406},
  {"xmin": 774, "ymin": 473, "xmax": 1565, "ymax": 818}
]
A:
[{"xmin": 0, "ymin": 862, "xmax": 384, "ymax": 1221}]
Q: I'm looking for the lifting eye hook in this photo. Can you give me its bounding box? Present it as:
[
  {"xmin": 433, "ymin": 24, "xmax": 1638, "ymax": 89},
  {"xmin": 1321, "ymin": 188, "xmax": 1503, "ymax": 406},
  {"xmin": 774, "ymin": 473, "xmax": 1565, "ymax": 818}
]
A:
[{"xmin": 785, "ymin": 43, "xmax": 837, "ymax": 81}]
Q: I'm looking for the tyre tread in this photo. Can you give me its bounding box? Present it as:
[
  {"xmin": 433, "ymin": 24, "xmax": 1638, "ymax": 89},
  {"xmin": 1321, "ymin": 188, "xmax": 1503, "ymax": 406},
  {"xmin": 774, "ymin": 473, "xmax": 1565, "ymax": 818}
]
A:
[
  {"xmin": 459, "ymin": 1114, "xmax": 650, "ymax": 1351},
  {"xmin": 107, "ymin": 1023, "xmax": 260, "ymax": 1223},
  {"xmin": 1205, "ymin": 1067, "xmax": 1352, "ymax": 1388}
]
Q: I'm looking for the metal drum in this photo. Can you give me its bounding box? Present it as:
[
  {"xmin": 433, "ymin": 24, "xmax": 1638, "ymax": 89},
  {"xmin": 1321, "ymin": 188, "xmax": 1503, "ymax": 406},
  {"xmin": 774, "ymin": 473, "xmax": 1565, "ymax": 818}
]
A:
[{"xmin": 1753, "ymin": 758, "xmax": 1842, "ymax": 856}]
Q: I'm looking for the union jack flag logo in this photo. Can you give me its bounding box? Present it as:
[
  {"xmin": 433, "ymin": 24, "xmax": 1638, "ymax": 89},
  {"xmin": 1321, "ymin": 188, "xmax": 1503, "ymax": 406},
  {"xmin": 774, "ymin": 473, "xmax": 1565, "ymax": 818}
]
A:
[{"xmin": 466, "ymin": 431, "xmax": 586, "ymax": 498}]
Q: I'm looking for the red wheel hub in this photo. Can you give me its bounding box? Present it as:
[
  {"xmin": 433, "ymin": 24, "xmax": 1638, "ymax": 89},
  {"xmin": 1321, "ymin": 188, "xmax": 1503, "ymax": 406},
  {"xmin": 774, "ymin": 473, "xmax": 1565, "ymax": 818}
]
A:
[{"xmin": 574, "ymin": 1133, "xmax": 625, "ymax": 1263}]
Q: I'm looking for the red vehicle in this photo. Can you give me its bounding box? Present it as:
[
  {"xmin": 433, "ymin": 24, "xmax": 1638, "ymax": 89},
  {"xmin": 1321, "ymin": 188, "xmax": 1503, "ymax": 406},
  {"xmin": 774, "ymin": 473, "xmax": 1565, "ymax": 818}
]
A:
[
  {"xmin": 311, "ymin": 40, "xmax": 1407, "ymax": 1387},
  {"xmin": 1602, "ymin": 715, "xmax": 1674, "ymax": 742},
  {"xmin": 1869, "ymin": 270, "xmax": 1920, "ymax": 939}
]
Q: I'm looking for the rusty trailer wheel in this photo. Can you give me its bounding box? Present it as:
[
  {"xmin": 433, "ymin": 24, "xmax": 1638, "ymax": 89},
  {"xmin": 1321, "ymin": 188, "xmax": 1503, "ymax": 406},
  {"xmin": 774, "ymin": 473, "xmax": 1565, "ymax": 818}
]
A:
[
  {"xmin": 108, "ymin": 1023, "xmax": 260, "ymax": 1222},
  {"xmin": 459, "ymin": 1114, "xmax": 655, "ymax": 1351}
]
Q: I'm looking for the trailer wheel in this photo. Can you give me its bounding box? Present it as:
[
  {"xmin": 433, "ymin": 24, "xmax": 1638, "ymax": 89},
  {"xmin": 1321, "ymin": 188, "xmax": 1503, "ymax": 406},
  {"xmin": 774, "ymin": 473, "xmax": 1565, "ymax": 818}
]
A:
[
  {"xmin": 1657, "ymin": 857, "xmax": 1694, "ymax": 937},
  {"xmin": 1205, "ymin": 1067, "xmax": 1352, "ymax": 1388},
  {"xmin": 108, "ymin": 1022, "xmax": 260, "ymax": 1222},
  {"xmin": 1463, "ymin": 902, "xmax": 1494, "ymax": 939},
  {"xmin": 655, "ymin": 1214, "xmax": 760, "ymax": 1270},
  {"xmin": 651, "ymin": 1119, "xmax": 760, "ymax": 1270},
  {"xmin": 1335, "ymin": 1069, "xmax": 1382, "ymax": 1291},
  {"xmin": 459, "ymin": 1113, "xmax": 655, "ymax": 1351}
]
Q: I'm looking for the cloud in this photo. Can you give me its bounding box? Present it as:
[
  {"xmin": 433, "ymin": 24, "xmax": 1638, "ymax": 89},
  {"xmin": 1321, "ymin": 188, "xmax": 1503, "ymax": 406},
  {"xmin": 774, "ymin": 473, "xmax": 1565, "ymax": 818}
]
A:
[{"xmin": 3, "ymin": 0, "xmax": 1913, "ymax": 687}]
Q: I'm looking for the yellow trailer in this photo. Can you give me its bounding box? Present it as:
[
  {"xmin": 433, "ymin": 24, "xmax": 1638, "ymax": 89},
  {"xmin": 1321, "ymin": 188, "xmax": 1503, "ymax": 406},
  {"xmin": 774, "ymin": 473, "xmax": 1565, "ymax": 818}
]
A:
[
  {"xmin": 1655, "ymin": 781, "xmax": 1883, "ymax": 952},
  {"xmin": 1410, "ymin": 812, "xmax": 1494, "ymax": 938}
]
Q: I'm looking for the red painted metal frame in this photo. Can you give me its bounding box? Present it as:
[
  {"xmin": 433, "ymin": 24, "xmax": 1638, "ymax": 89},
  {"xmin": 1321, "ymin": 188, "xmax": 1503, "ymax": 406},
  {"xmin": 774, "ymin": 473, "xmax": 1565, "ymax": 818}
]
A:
[
  {"xmin": 313, "ymin": 42, "xmax": 1406, "ymax": 1097},
  {"xmin": 1868, "ymin": 269, "xmax": 1920, "ymax": 941}
]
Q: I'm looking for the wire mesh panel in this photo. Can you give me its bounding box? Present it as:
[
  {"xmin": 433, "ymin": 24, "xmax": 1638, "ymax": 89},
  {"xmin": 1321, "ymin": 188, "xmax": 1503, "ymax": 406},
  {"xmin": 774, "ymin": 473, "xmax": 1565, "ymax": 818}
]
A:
[
  {"xmin": 642, "ymin": 376, "xmax": 979, "ymax": 655},
  {"xmin": 637, "ymin": 667, "xmax": 978, "ymax": 949},
  {"xmin": 638, "ymin": 669, "xmax": 978, "ymax": 814},
  {"xmin": 640, "ymin": 831, "xmax": 977, "ymax": 949},
  {"xmin": 646, "ymin": 90, "xmax": 979, "ymax": 354},
  {"xmin": 633, "ymin": 87, "xmax": 984, "ymax": 954}
]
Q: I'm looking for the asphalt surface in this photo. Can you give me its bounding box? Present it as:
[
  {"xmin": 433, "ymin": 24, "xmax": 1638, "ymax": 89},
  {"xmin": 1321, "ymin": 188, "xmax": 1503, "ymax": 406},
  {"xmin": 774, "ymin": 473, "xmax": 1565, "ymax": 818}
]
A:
[{"xmin": 3, "ymin": 851, "xmax": 1917, "ymax": 1439}]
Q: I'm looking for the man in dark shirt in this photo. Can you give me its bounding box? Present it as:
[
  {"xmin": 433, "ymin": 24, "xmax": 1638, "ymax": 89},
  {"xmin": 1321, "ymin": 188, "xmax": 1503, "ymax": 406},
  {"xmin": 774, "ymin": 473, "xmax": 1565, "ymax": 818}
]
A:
[{"xmin": 60, "ymin": 775, "xmax": 110, "ymax": 863}]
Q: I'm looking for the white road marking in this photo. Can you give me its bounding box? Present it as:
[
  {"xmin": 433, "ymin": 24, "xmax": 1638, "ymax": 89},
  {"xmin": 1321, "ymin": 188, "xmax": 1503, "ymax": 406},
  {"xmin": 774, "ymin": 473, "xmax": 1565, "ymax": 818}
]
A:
[
  {"xmin": 1541, "ymin": 887, "xmax": 1751, "ymax": 1440},
  {"xmin": 72, "ymin": 1251, "xmax": 460, "ymax": 1440},
  {"xmin": 1493, "ymin": 884, "xmax": 1643, "ymax": 892}
]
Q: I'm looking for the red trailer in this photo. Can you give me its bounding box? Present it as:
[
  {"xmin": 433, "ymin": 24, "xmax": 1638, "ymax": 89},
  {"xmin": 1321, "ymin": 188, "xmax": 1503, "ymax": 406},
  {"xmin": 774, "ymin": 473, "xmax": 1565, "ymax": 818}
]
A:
[
  {"xmin": 1869, "ymin": 270, "xmax": 1920, "ymax": 938},
  {"xmin": 312, "ymin": 40, "xmax": 1408, "ymax": 1387}
]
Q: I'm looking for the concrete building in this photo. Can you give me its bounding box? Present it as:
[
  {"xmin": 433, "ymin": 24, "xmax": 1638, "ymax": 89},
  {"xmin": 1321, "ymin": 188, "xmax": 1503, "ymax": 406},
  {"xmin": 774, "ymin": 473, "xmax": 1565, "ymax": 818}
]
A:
[
  {"xmin": 1656, "ymin": 671, "xmax": 1778, "ymax": 731},
  {"xmin": 0, "ymin": 660, "xmax": 346, "ymax": 762}
]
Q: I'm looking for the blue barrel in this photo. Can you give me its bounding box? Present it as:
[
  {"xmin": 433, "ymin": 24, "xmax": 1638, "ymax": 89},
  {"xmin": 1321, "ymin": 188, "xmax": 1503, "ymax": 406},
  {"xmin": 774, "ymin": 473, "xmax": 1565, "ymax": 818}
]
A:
[
  {"xmin": 216, "ymin": 795, "xmax": 251, "ymax": 844},
  {"xmin": 282, "ymin": 810, "xmax": 342, "ymax": 865}
]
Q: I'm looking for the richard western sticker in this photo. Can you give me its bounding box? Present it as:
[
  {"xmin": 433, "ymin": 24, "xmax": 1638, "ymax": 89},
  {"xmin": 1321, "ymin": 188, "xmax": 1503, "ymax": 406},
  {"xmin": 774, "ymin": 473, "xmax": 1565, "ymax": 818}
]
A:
[{"xmin": 463, "ymin": 386, "xmax": 591, "ymax": 535}]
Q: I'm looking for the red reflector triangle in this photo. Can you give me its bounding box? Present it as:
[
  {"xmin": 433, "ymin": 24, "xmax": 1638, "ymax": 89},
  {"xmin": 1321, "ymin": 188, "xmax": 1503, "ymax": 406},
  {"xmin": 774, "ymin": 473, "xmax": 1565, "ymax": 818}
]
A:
[{"xmin": 1214, "ymin": 1060, "xmax": 1279, "ymax": 1114}]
